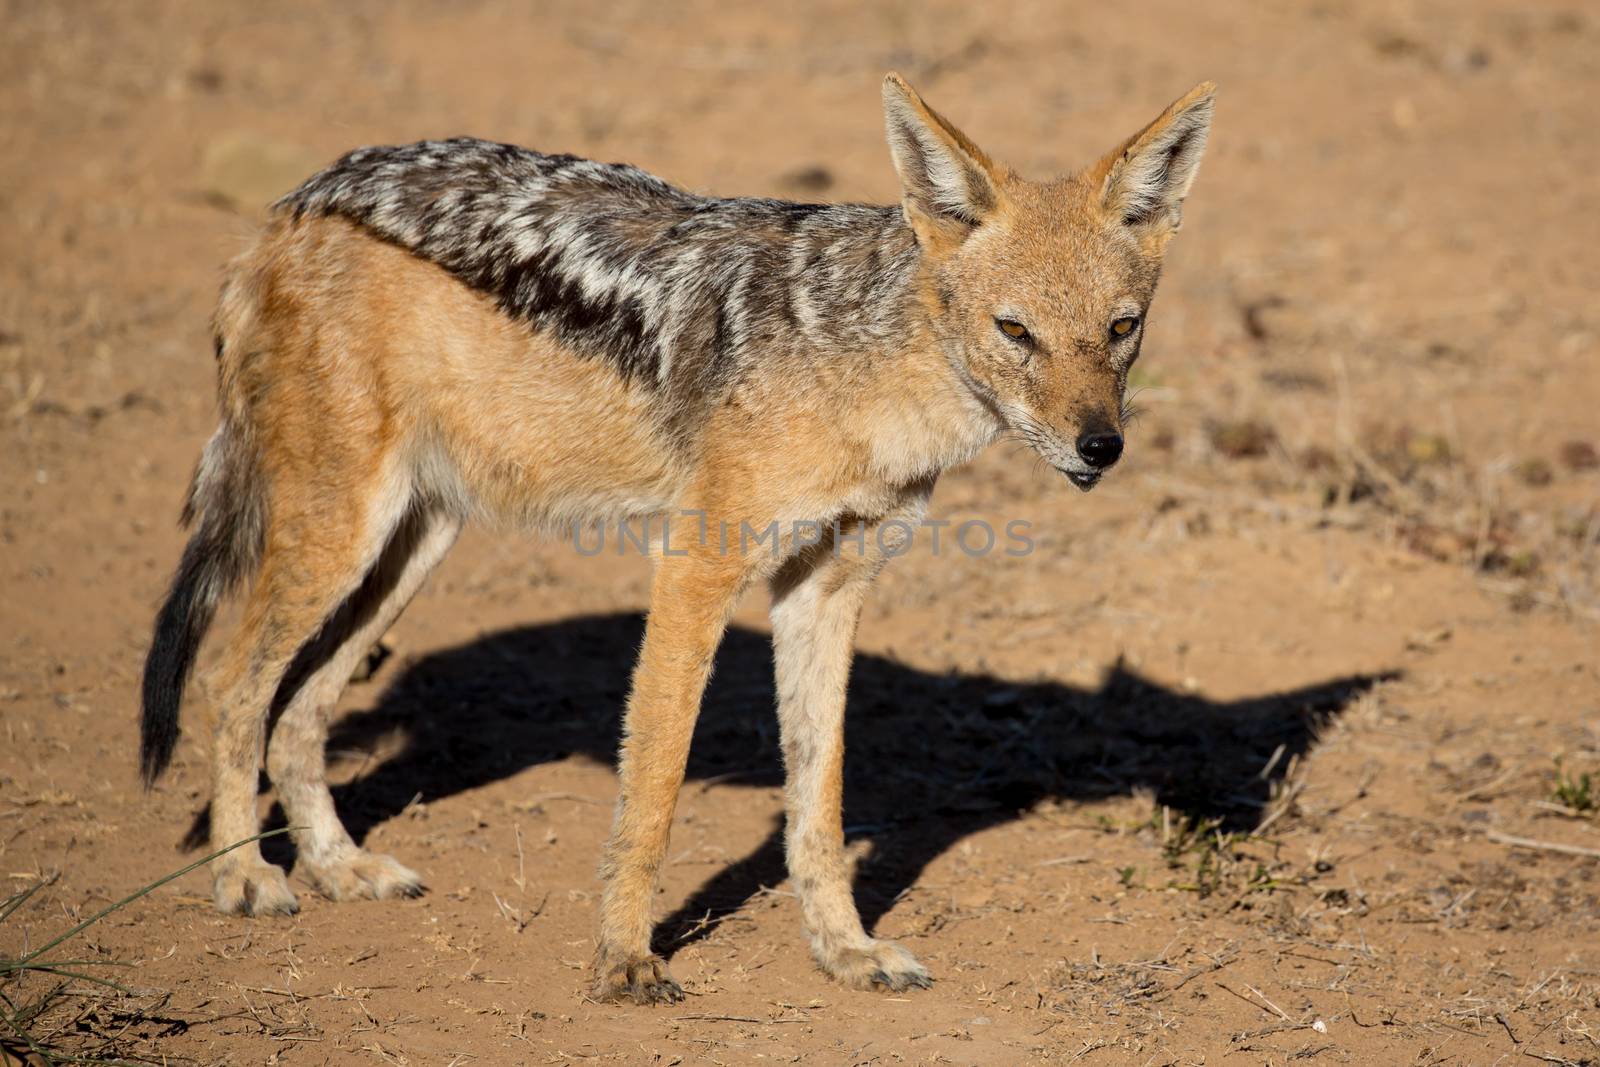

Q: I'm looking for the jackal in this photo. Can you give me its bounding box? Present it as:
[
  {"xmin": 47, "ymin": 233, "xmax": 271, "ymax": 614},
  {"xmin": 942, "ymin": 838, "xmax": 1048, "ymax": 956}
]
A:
[{"xmin": 141, "ymin": 74, "xmax": 1214, "ymax": 1003}]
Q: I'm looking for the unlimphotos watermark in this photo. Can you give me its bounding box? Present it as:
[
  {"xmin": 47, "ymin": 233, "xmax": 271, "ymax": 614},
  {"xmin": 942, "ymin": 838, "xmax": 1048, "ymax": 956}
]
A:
[{"xmin": 568, "ymin": 511, "xmax": 1035, "ymax": 559}]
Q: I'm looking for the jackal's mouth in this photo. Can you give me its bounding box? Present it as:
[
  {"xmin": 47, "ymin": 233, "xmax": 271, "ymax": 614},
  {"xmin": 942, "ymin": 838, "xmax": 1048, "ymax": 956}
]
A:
[{"xmin": 1056, "ymin": 467, "xmax": 1102, "ymax": 492}]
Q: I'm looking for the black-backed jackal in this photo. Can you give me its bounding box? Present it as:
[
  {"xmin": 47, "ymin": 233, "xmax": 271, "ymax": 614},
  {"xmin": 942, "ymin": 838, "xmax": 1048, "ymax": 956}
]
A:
[{"xmin": 141, "ymin": 75, "xmax": 1215, "ymax": 1002}]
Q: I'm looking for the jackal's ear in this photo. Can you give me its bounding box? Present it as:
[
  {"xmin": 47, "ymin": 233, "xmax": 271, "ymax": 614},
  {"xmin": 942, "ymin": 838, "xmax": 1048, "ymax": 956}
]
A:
[
  {"xmin": 882, "ymin": 73, "xmax": 1003, "ymax": 242},
  {"xmin": 1098, "ymin": 82, "xmax": 1215, "ymax": 240}
]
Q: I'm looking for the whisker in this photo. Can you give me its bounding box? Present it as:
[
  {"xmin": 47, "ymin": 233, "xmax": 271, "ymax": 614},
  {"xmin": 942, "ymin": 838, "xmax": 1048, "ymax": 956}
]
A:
[{"xmin": 1120, "ymin": 387, "xmax": 1145, "ymax": 427}]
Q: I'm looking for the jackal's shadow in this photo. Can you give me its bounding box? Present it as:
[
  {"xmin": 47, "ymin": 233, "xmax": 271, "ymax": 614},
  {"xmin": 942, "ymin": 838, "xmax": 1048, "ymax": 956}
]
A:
[{"xmin": 260, "ymin": 613, "xmax": 1386, "ymax": 955}]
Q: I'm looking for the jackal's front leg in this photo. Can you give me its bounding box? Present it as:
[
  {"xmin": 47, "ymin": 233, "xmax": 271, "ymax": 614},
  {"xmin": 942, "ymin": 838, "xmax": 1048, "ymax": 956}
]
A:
[
  {"xmin": 595, "ymin": 550, "xmax": 751, "ymax": 1004},
  {"xmin": 768, "ymin": 509, "xmax": 933, "ymax": 992}
]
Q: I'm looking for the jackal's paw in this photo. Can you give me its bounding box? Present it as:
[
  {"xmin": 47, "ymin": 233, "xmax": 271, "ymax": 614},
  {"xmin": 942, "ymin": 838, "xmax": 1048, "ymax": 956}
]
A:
[
  {"xmin": 822, "ymin": 939, "xmax": 932, "ymax": 992},
  {"xmin": 213, "ymin": 861, "xmax": 300, "ymax": 917},
  {"xmin": 301, "ymin": 849, "xmax": 424, "ymax": 902},
  {"xmin": 593, "ymin": 953, "xmax": 684, "ymax": 1005}
]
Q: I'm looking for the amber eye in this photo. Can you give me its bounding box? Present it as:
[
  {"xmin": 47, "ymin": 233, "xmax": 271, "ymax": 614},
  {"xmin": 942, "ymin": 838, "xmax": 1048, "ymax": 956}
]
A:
[
  {"xmin": 1111, "ymin": 316, "xmax": 1140, "ymax": 338},
  {"xmin": 996, "ymin": 318, "xmax": 1030, "ymax": 342}
]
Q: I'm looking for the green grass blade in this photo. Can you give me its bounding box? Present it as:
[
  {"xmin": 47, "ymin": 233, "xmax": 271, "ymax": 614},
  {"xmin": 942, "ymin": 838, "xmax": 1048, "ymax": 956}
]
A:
[
  {"xmin": 0, "ymin": 874, "xmax": 60, "ymax": 926},
  {"xmin": 5, "ymin": 966, "xmax": 136, "ymax": 995},
  {"xmin": 16, "ymin": 829, "xmax": 291, "ymax": 966},
  {"xmin": 0, "ymin": 959, "xmax": 132, "ymax": 974}
]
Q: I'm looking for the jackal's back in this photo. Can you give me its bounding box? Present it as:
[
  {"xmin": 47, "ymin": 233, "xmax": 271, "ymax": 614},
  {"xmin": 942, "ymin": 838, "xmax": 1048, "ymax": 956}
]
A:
[{"xmin": 277, "ymin": 138, "xmax": 918, "ymax": 394}]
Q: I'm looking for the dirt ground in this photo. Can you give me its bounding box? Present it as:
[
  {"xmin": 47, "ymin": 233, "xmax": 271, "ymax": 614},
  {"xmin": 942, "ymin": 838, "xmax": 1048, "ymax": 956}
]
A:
[{"xmin": 3, "ymin": 1, "xmax": 1599, "ymax": 1064}]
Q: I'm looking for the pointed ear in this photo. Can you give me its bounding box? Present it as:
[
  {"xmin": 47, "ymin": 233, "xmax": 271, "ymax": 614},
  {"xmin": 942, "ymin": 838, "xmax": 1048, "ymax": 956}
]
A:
[
  {"xmin": 1097, "ymin": 82, "xmax": 1215, "ymax": 238},
  {"xmin": 882, "ymin": 72, "xmax": 1004, "ymax": 242}
]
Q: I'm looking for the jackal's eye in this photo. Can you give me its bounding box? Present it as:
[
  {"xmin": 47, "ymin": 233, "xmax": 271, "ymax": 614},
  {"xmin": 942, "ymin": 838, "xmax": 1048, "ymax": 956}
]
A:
[
  {"xmin": 1110, "ymin": 316, "xmax": 1140, "ymax": 338},
  {"xmin": 995, "ymin": 318, "xmax": 1031, "ymax": 343}
]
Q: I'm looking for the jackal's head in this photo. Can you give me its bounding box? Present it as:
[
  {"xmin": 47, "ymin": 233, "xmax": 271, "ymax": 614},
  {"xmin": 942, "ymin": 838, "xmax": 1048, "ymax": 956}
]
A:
[{"xmin": 883, "ymin": 74, "xmax": 1215, "ymax": 490}]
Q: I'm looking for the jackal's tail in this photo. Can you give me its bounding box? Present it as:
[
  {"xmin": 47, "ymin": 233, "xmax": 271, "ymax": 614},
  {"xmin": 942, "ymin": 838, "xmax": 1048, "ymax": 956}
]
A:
[{"xmin": 140, "ymin": 414, "xmax": 265, "ymax": 784}]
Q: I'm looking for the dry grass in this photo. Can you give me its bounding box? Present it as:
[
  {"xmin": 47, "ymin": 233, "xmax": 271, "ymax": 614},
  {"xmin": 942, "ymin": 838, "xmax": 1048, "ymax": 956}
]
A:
[
  {"xmin": 1172, "ymin": 393, "xmax": 1600, "ymax": 622},
  {"xmin": 1, "ymin": 835, "xmax": 284, "ymax": 1066}
]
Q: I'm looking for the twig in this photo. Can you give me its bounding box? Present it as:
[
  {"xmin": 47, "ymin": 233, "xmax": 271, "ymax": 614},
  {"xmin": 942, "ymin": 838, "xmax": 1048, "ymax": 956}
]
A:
[
  {"xmin": 1243, "ymin": 983, "xmax": 1293, "ymax": 1021},
  {"xmin": 1459, "ymin": 762, "xmax": 1523, "ymax": 802},
  {"xmin": 695, "ymin": 770, "xmax": 769, "ymax": 793},
  {"xmin": 1217, "ymin": 981, "xmax": 1296, "ymax": 1023},
  {"xmin": 514, "ymin": 792, "xmax": 607, "ymax": 809},
  {"xmin": 1166, "ymin": 954, "xmax": 1235, "ymax": 994},
  {"xmin": 1216, "ymin": 982, "xmax": 1275, "ymax": 1018},
  {"xmin": 1066, "ymin": 1039, "xmax": 1107, "ymax": 1062},
  {"xmin": 1530, "ymin": 800, "xmax": 1594, "ymax": 820},
  {"xmin": 512, "ymin": 824, "xmax": 527, "ymax": 893},
  {"xmin": 1486, "ymin": 831, "xmax": 1600, "ymax": 860},
  {"xmin": 1255, "ymin": 778, "xmax": 1305, "ymax": 836}
]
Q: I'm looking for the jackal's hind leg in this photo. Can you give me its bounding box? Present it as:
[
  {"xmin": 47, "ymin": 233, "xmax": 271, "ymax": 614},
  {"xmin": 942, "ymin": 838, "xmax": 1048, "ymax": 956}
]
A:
[
  {"xmin": 209, "ymin": 570, "xmax": 375, "ymax": 917},
  {"xmin": 207, "ymin": 467, "xmax": 418, "ymax": 917},
  {"xmin": 266, "ymin": 507, "xmax": 461, "ymax": 903}
]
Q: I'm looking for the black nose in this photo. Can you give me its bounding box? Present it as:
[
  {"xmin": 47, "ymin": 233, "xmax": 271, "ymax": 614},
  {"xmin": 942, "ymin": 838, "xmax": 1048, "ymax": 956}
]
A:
[{"xmin": 1076, "ymin": 431, "xmax": 1124, "ymax": 469}]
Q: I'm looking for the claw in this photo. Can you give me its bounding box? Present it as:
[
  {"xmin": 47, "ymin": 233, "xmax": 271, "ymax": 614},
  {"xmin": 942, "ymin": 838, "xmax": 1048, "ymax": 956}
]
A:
[
  {"xmin": 595, "ymin": 953, "xmax": 684, "ymax": 1005},
  {"xmin": 823, "ymin": 939, "xmax": 933, "ymax": 993},
  {"xmin": 627, "ymin": 974, "xmax": 683, "ymax": 1005}
]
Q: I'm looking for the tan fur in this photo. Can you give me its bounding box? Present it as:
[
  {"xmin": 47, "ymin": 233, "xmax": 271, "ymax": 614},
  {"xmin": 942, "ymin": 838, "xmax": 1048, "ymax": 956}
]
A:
[{"xmin": 156, "ymin": 76, "xmax": 1215, "ymax": 1003}]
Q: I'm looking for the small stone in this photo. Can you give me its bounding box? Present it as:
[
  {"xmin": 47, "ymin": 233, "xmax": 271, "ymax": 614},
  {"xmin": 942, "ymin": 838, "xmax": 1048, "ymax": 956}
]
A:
[
  {"xmin": 189, "ymin": 66, "xmax": 225, "ymax": 93},
  {"xmin": 779, "ymin": 164, "xmax": 835, "ymax": 194},
  {"xmin": 1404, "ymin": 432, "xmax": 1451, "ymax": 466},
  {"xmin": 1208, "ymin": 419, "xmax": 1276, "ymax": 459},
  {"xmin": 1515, "ymin": 457, "xmax": 1553, "ymax": 487},
  {"xmin": 1559, "ymin": 440, "xmax": 1598, "ymax": 471}
]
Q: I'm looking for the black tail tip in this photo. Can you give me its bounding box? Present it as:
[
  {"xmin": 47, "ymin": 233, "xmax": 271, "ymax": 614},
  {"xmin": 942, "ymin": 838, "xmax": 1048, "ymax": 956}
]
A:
[
  {"xmin": 140, "ymin": 557, "xmax": 209, "ymax": 788},
  {"xmin": 139, "ymin": 712, "xmax": 180, "ymax": 788},
  {"xmin": 139, "ymin": 659, "xmax": 186, "ymax": 788}
]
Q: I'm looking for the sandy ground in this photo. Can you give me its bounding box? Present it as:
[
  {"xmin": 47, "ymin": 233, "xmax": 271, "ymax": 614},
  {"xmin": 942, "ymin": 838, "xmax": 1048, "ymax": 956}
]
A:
[{"xmin": 3, "ymin": 1, "xmax": 1599, "ymax": 1064}]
